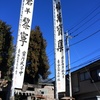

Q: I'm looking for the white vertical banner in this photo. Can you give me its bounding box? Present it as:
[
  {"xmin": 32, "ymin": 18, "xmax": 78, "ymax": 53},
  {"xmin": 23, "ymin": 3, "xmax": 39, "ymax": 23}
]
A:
[
  {"xmin": 53, "ymin": 0, "xmax": 66, "ymax": 93},
  {"xmin": 13, "ymin": 0, "xmax": 34, "ymax": 88}
]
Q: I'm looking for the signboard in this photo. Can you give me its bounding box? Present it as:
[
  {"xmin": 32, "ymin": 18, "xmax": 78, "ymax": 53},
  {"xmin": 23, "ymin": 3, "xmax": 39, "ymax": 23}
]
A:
[
  {"xmin": 53, "ymin": 0, "xmax": 66, "ymax": 93},
  {"xmin": 13, "ymin": 0, "xmax": 34, "ymax": 88}
]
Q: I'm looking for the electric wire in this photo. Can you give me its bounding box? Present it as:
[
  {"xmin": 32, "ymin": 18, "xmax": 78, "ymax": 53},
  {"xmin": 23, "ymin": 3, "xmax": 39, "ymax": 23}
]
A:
[
  {"xmin": 72, "ymin": 18, "xmax": 100, "ymax": 38},
  {"xmin": 47, "ymin": 17, "xmax": 100, "ymax": 58},
  {"xmin": 47, "ymin": 50, "xmax": 54, "ymax": 58},
  {"xmin": 47, "ymin": 49, "xmax": 54, "ymax": 56},
  {"xmin": 68, "ymin": 4, "xmax": 100, "ymax": 33},
  {"xmin": 67, "ymin": 55, "xmax": 100, "ymax": 72},
  {"xmin": 47, "ymin": 29, "xmax": 100, "ymax": 82},
  {"xmin": 47, "ymin": 6, "xmax": 100, "ymax": 60},
  {"xmin": 47, "ymin": 24, "xmax": 100, "ymax": 60},
  {"xmin": 46, "ymin": 55, "xmax": 100, "ymax": 83},
  {"xmin": 70, "ymin": 30, "xmax": 100, "ymax": 47},
  {"xmin": 66, "ymin": 48, "xmax": 100, "ymax": 67},
  {"xmin": 48, "ymin": 30, "xmax": 100, "ymax": 80},
  {"xmin": 47, "ymin": 4, "xmax": 100, "ymax": 82},
  {"xmin": 70, "ymin": 11, "xmax": 100, "ymax": 35},
  {"xmin": 47, "ymin": 26, "xmax": 100, "ymax": 66},
  {"xmin": 48, "ymin": 5, "xmax": 100, "ymax": 59},
  {"xmin": 48, "ymin": 48, "xmax": 100, "ymax": 82}
]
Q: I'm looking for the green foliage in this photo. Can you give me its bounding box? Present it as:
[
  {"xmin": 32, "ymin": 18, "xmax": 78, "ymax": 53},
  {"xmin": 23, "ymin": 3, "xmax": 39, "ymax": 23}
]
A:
[
  {"xmin": 24, "ymin": 26, "xmax": 50, "ymax": 84},
  {"xmin": 0, "ymin": 19, "xmax": 50, "ymax": 84},
  {"xmin": 0, "ymin": 20, "xmax": 14, "ymax": 81}
]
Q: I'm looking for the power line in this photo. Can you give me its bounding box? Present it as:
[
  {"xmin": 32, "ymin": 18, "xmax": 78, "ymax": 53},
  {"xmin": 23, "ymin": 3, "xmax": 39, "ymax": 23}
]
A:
[
  {"xmin": 67, "ymin": 55, "xmax": 100, "ymax": 72},
  {"xmin": 70, "ymin": 11, "xmax": 100, "ymax": 35},
  {"xmin": 70, "ymin": 30, "xmax": 100, "ymax": 47},
  {"xmin": 48, "ymin": 56, "xmax": 100, "ymax": 83},
  {"xmin": 47, "ymin": 20, "xmax": 100, "ymax": 65},
  {"xmin": 47, "ymin": 50, "xmax": 54, "ymax": 57},
  {"xmin": 72, "ymin": 18, "xmax": 100, "ymax": 38},
  {"xmin": 47, "ymin": 5, "xmax": 100, "ymax": 82},
  {"xmin": 48, "ymin": 30, "xmax": 100, "ymax": 79},
  {"xmin": 48, "ymin": 25, "xmax": 100, "ymax": 62},
  {"xmin": 47, "ymin": 28, "xmax": 100, "ymax": 67},
  {"xmin": 68, "ymin": 4, "xmax": 100, "ymax": 32},
  {"xmin": 50, "ymin": 62, "xmax": 54, "ymax": 67},
  {"xmin": 47, "ymin": 7, "xmax": 100, "ymax": 62},
  {"xmin": 47, "ymin": 49, "xmax": 54, "ymax": 56},
  {"xmin": 67, "ymin": 48, "xmax": 100, "ymax": 67}
]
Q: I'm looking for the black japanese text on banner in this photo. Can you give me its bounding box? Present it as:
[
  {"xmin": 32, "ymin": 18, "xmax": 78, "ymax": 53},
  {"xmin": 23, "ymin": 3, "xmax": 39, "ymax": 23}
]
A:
[
  {"xmin": 53, "ymin": 0, "xmax": 66, "ymax": 93},
  {"xmin": 13, "ymin": 0, "xmax": 34, "ymax": 88}
]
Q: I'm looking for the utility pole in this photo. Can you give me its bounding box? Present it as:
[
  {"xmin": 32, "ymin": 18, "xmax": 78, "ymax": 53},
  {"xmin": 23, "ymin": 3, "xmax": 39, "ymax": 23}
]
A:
[{"xmin": 65, "ymin": 32, "xmax": 72, "ymax": 99}]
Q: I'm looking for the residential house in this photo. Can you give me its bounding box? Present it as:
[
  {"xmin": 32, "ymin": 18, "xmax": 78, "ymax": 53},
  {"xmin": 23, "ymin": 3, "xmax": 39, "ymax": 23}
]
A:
[{"xmin": 70, "ymin": 60, "xmax": 100, "ymax": 100}]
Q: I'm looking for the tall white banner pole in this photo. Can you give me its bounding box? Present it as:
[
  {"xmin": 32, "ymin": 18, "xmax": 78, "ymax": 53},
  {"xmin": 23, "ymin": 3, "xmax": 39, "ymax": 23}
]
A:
[
  {"xmin": 53, "ymin": 0, "xmax": 66, "ymax": 99},
  {"xmin": 11, "ymin": 0, "xmax": 34, "ymax": 99}
]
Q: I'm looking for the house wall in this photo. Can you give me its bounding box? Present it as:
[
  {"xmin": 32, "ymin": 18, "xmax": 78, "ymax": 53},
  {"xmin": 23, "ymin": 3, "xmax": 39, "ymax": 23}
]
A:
[{"xmin": 70, "ymin": 60, "xmax": 100, "ymax": 100}]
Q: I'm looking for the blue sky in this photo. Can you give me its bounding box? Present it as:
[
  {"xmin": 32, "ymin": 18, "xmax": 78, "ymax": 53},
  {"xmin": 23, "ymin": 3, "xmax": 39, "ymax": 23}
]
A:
[{"xmin": 0, "ymin": 0, "xmax": 100, "ymax": 79}]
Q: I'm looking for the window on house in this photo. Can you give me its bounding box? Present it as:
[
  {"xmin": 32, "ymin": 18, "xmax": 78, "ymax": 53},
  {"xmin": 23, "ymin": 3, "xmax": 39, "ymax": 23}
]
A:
[
  {"xmin": 90, "ymin": 68, "xmax": 100, "ymax": 82},
  {"xmin": 80, "ymin": 73, "xmax": 84, "ymax": 81},
  {"xmin": 80, "ymin": 71, "xmax": 90, "ymax": 81},
  {"xmin": 85, "ymin": 72, "xmax": 90, "ymax": 79}
]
